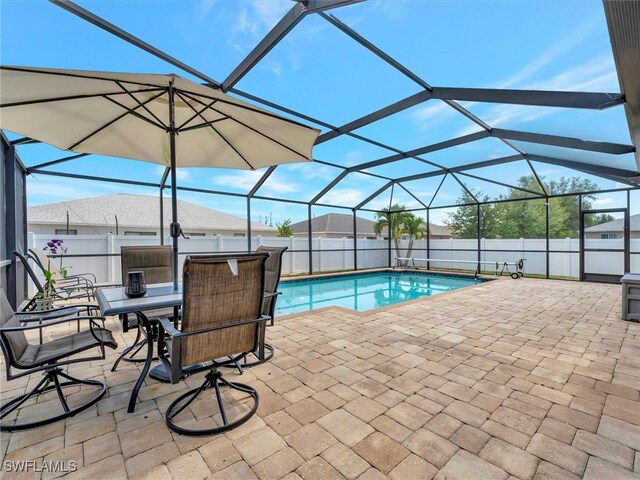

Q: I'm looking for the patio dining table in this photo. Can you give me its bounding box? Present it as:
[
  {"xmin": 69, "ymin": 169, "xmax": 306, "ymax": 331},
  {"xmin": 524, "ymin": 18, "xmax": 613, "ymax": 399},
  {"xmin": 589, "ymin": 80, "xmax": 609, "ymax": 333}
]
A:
[{"xmin": 96, "ymin": 283, "xmax": 182, "ymax": 413}]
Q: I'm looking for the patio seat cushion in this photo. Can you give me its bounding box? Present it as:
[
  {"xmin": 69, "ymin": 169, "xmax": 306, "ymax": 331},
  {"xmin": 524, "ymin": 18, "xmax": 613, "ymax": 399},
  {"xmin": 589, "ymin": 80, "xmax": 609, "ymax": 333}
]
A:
[{"xmin": 16, "ymin": 328, "xmax": 117, "ymax": 369}]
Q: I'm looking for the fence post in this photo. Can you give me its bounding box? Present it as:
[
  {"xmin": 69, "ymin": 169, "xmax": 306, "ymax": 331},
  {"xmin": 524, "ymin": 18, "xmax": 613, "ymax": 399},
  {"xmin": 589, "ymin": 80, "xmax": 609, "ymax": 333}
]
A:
[
  {"xmin": 318, "ymin": 237, "xmax": 323, "ymax": 273},
  {"xmin": 343, "ymin": 237, "xmax": 347, "ymax": 270},
  {"xmin": 219, "ymin": 235, "xmax": 224, "ymax": 252},
  {"xmin": 566, "ymin": 237, "xmax": 572, "ymax": 278},
  {"xmin": 288, "ymin": 237, "xmax": 294, "ymax": 274},
  {"xmin": 257, "ymin": 235, "xmax": 263, "ymax": 248},
  {"xmin": 26, "ymin": 233, "xmax": 36, "ymax": 295},
  {"xmin": 106, "ymin": 233, "xmax": 114, "ymax": 283}
]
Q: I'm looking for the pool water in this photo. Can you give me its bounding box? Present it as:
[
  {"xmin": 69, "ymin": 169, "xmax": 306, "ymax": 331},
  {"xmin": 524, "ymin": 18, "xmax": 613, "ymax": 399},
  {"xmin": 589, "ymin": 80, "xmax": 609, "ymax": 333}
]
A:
[{"xmin": 276, "ymin": 271, "xmax": 484, "ymax": 316}]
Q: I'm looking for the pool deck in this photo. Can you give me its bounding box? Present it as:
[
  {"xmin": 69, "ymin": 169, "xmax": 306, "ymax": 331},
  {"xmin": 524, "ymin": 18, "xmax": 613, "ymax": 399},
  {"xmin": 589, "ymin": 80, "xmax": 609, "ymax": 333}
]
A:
[{"xmin": 1, "ymin": 277, "xmax": 639, "ymax": 479}]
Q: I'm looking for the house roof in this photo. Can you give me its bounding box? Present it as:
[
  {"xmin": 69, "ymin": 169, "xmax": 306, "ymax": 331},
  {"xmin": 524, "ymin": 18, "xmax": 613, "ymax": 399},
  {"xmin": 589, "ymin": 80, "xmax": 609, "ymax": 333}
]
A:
[
  {"xmin": 429, "ymin": 223, "xmax": 454, "ymax": 237},
  {"xmin": 27, "ymin": 193, "xmax": 276, "ymax": 233},
  {"xmin": 584, "ymin": 213, "xmax": 639, "ymax": 233},
  {"xmin": 290, "ymin": 212, "xmax": 452, "ymax": 237},
  {"xmin": 291, "ymin": 213, "xmax": 378, "ymax": 235}
]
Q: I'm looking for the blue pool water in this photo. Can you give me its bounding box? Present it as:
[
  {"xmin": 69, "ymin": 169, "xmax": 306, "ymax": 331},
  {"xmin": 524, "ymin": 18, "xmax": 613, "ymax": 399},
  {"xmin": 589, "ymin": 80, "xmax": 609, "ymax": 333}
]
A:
[{"xmin": 276, "ymin": 271, "xmax": 484, "ymax": 316}]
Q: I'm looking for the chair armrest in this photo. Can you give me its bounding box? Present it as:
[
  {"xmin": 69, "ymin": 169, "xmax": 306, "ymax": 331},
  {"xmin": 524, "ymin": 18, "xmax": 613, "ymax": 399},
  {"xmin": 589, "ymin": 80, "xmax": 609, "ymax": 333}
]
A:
[
  {"xmin": 0, "ymin": 316, "xmax": 106, "ymax": 332},
  {"xmin": 264, "ymin": 291, "xmax": 282, "ymax": 299},
  {"xmin": 15, "ymin": 306, "xmax": 80, "ymax": 323},
  {"xmin": 161, "ymin": 315, "xmax": 271, "ymax": 339},
  {"xmin": 17, "ymin": 304, "xmax": 80, "ymax": 315},
  {"xmin": 69, "ymin": 272, "xmax": 98, "ymax": 283},
  {"xmin": 159, "ymin": 317, "xmax": 182, "ymax": 337}
]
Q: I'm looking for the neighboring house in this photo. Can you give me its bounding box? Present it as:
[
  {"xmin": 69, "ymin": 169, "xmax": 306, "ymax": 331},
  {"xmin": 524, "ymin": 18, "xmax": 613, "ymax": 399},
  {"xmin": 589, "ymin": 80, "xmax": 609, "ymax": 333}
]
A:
[
  {"xmin": 291, "ymin": 213, "xmax": 382, "ymax": 239},
  {"xmin": 27, "ymin": 193, "xmax": 276, "ymax": 237},
  {"xmin": 584, "ymin": 214, "xmax": 639, "ymax": 239},
  {"xmin": 427, "ymin": 223, "xmax": 454, "ymax": 239},
  {"xmin": 290, "ymin": 213, "xmax": 453, "ymax": 239}
]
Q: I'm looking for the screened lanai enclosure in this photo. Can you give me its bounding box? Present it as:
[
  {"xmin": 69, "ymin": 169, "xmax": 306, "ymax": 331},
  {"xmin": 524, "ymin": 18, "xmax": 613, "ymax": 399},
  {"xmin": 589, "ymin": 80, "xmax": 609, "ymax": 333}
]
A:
[{"xmin": 1, "ymin": 0, "xmax": 640, "ymax": 308}]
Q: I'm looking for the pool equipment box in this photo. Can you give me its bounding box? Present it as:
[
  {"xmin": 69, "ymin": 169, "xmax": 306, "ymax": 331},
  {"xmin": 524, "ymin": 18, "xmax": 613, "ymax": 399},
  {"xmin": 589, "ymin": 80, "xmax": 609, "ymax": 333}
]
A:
[{"xmin": 621, "ymin": 273, "xmax": 640, "ymax": 322}]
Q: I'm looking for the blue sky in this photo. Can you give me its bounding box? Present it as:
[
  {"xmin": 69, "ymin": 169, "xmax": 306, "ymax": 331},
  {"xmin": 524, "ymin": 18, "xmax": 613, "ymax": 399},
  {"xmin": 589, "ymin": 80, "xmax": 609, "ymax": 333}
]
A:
[{"xmin": 1, "ymin": 0, "xmax": 634, "ymax": 226}]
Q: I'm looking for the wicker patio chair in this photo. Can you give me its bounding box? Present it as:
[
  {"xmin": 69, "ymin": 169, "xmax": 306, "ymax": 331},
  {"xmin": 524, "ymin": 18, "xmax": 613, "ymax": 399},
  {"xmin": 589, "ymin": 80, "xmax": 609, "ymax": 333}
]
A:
[
  {"xmin": 158, "ymin": 253, "xmax": 270, "ymax": 436},
  {"xmin": 236, "ymin": 245, "xmax": 288, "ymax": 368},
  {"xmin": 0, "ymin": 288, "xmax": 117, "ymax": 431},
  {"xmin": 111, "ymin": 245, "xmax": 175, "ymax": 372}
]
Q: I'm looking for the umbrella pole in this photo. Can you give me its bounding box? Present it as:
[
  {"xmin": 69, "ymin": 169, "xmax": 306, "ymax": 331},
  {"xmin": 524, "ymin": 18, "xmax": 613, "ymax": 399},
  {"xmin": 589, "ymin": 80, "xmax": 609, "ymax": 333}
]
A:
[{"xmin": 168, "ymin": 82, "xmax": 179, "ymax": 291}]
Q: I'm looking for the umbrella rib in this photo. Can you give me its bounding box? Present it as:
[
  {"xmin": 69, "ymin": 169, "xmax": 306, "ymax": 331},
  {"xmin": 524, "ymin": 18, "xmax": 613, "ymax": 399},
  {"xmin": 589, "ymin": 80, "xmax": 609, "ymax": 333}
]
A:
[
  {"xmin": 176, "ymin": 98, "xmax": 220, "ymax": 131},
  {"xmin": 68, "ymin": 90, "xmax": 166, "ymax": 150},
  {"xmin": 180, "ymin": 90, "xmax": 310, "ymax": 161},
  {"xmin": 179, "ymin": 117, "xmax": 229, "ymax": 133},
  {"xmin": 0, "ymin": 88, "xmax": 165, "ymax": 109},
  {"xmin": 177, "ymin": 85, "xmax": 317, "ymax": 131},
  {"xmin": 115, "ymin": 81, "xmax": 168, "ymax": 130},
  {"xmin": 1, "ymin": 65, "xmax": 178, "ymax": 90},
  {"xmin": 102, "ymin": 94, "xmax": 168, "ymax": 130},
  {"xmin": 175, "ymin": 90, "xmax": 255, "ymax": 169}
]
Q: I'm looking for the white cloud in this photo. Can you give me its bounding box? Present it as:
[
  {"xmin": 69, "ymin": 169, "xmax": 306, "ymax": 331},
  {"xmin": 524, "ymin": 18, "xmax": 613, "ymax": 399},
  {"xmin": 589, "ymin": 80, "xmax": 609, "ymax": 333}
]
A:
[
  {"xmin": 593, "ymin": 197, "xmax": 614, "ymax": 206},
  {"xmin": 196, "ymin": 0, "xmax": 218, "ymax": 23},
  {"xmin": 321, "ymin": 188, "xmax": 366, "ymax": 206},
  {"xmin": 212, "ymin": 170, "xmax": 299, "ymax": 194},
  {"xmin": 27, "ymin": 175, "xmax": 153, "ymax": 206},
  {"xmin": 455, "ymin": 55, "xmax": 619, "ymax": 137},
  {"xmin": 252, "ymin": 1, "xmax": 290, "ymax": 29},
  {"xmin": 497, "ymin": 18, "xmax": 599, "ymax": 89},
  {"xmin": 154, "ymin": 166, "xmax": 191, "ymax": 182},
  {"xmin": 287, "ymin": 162, "xmax": 339, "ymax": 182},
  {"xmin": 413, "ymin": 20, "xmax": 610, "ymax": 136},
  {"xmin": 228, "ymin": 1, "xmax": 290, "ymax": 54}
]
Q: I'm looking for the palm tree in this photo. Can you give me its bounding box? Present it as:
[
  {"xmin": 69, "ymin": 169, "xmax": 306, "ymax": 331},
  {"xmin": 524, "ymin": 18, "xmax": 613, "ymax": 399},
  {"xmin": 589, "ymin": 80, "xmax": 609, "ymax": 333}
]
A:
[
  {"xmin": 403, "ymin": 215, "xmax": 426, "ymax": 261},
  {"xmin": 374, "ymin": 204, "xmax": 426, "ymax": 266}
]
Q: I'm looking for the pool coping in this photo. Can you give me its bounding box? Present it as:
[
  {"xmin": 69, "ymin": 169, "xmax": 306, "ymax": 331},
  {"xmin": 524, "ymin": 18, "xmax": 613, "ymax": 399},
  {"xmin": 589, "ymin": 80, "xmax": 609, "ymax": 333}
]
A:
[
  {"xmin": 277, "ymin": 267, "xmax": 505, "ymax": 319},
  {"xmin": 281, "ymin": 267, "xmax": 498, "ymax": 284}
]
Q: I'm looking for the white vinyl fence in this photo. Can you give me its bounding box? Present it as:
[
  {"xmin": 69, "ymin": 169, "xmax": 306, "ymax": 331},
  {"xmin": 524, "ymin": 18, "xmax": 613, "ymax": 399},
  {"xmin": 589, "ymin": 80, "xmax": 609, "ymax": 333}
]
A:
[{"xmin": 25, "ymin": 233, "xmax": 635, "ymax": 295}]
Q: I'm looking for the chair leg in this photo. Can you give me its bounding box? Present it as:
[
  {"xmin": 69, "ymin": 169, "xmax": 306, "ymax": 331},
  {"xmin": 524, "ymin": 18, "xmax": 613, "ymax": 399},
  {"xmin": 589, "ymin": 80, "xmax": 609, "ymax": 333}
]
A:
[
  {"xmin": 1, "ymin": 367, "xmax": 107, "ymax": 432},
  {"xmin": 165, "ymin": 369, "xmax": 259, "ymax": 437},
  {"xmin": 231, "ymin": 343, "xmax": 275, "ymax": 369},
  {"xmin": 111, "ymin": 324, "xmax": 156, "ymax": 371}
]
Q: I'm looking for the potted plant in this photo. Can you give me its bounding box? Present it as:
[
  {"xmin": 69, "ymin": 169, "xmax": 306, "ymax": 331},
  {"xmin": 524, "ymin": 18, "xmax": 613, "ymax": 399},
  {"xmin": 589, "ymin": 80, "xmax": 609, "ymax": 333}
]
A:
[
  {"xmin": 35, "ymin": 259, "xmax": 56, "ymax": 311},
  {"xmin": 44, "ymin": 239, "xmax": 69, "ymax": 278}
]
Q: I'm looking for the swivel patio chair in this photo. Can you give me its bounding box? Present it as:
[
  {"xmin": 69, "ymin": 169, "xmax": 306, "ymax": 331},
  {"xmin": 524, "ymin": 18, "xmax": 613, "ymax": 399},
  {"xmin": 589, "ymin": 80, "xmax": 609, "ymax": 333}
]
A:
[
  {"xmin": 111, "ymin": 245, "xmax": 175, "ymax": 372},
  {"xmin": 236, "ymin": 245, "xmax": 288, "ymax": 368},
  {"xmin": 158, "ymin": 253, "xmax": 270, "ymax": 436},
  {"xmin": 0, "ymin": 289, "xmax": 117, "ymax": 431}
]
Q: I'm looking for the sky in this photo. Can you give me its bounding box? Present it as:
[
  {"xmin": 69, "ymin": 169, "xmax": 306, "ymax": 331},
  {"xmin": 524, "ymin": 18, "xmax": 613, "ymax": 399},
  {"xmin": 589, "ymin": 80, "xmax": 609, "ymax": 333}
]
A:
[{"xmin": 1, "ymin": 0, "xmax": 635, "ymax": 228}]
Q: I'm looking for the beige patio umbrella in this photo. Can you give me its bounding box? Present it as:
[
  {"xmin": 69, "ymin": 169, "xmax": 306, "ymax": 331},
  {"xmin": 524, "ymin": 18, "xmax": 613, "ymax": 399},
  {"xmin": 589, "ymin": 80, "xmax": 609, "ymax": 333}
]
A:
[{"xmin": 0, "ymin": 65, "xmax": 320, "ymax": 288}]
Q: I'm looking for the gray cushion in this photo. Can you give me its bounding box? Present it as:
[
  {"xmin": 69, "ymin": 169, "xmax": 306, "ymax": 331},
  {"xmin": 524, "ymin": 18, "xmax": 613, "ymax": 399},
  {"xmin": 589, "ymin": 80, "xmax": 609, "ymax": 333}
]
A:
[
  {"xmin": 0, "ymin": 290, "xmax": 29, "ymax": 360},
  {"xmin": 16, "ymin": 327, "xmax": 116, "ymax": 368}
]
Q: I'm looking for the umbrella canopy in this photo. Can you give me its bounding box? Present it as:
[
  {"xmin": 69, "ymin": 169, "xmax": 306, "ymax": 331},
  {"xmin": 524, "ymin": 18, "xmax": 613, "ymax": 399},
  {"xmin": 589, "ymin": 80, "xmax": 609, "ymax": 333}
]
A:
[
  {"xmin": 0, "ymin": 65, "xmax": 320, "ymax": 288},
  {"xmin": 0, "ymin": 66, "xmax": 318, "ymax": 168}
]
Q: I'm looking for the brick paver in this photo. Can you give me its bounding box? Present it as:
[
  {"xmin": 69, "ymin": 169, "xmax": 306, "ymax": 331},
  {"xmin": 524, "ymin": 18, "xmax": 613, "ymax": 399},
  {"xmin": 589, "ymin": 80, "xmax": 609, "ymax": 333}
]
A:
[{"xmin": 2, "ymin": 277, "xmax": 639, "ymax": 479}]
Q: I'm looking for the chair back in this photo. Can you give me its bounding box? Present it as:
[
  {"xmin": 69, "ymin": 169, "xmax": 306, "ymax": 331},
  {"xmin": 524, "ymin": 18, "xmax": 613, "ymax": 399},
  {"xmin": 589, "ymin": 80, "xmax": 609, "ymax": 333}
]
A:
[
  {"xmin": 0, "ymin": 289, "xmax": 29, "ymax": 367},
  {"xmin": 256, "ymin": 246, "xmax": 288, "ymax": 317},
  {"xmin": 120, "ymin": 246, "xmax": 173, "ymax": 285},
  {"xmin": 14, "ymin": 250, "xmax": 46, "ymax": 296},
  {"xmin": 180, "ymin": 253, "xmax": 267, "ymax": 366},
  {"xmin": 28, "ymin": 248, "xmax": 63, "ymax": 280}
]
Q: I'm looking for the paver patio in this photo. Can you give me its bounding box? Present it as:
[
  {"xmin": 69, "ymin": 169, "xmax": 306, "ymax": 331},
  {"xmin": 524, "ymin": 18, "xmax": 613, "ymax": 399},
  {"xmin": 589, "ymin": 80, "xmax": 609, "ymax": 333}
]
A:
[{"xmin": 1, "ymin": 276, "xmax": 639, "ymax": 479}]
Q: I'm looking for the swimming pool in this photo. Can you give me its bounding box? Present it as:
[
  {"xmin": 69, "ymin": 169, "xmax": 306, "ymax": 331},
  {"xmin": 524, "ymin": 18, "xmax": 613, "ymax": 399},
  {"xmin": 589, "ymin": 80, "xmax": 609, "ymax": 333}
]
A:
[{"xmin": 276, "ymin": 271, "xmax": 485, "ymax": 316}]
